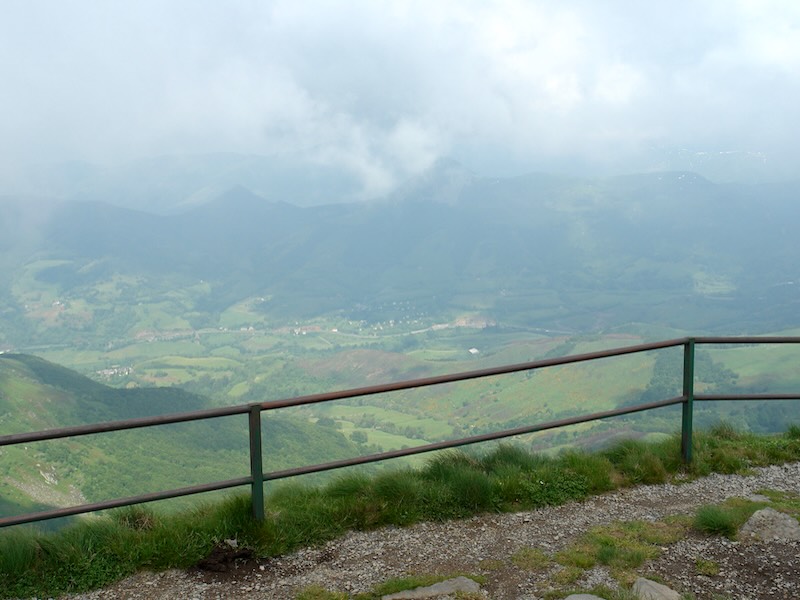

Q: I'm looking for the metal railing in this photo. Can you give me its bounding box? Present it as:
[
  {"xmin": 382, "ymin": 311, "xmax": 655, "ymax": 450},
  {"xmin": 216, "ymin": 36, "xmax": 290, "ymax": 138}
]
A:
[{"xmin": 2, "ymin": 336, "xmax": 799, "ymax": 528}]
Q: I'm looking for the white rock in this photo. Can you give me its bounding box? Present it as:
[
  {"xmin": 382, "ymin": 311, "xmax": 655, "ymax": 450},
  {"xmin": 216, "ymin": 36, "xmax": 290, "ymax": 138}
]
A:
[
  {"xmin": 633, "ymin": 577, "xmax": 682, "ymax": 600},
  {"xmin": 382, "ymin": 576, "xmax": 480, "ymax": 599},
  {"xmin": 740, "ymin": 507, "xmax": 800, "ymax": 542}
]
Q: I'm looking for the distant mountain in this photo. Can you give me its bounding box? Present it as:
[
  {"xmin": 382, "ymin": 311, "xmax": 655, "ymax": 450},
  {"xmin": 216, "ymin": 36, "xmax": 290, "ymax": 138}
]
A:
[
  {"xmin": 0, "ymin": 353, "xmax": 359, "ymax": 515},
  {"xmin": 0, "ymin": 153, "xmax": 364, "ymax": 213},
  {"xmin": 1, "ymin": 164, "xmax": 799, "ymax": 348},
  {"xmin": 641, "ymin": 146, "xmax": 798, "ymax": 184}
]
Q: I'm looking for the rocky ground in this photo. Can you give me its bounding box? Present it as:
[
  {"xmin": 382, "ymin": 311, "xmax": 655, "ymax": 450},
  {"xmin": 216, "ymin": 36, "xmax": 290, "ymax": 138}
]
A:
[{"xmin": 64, "ymin": 462, "xmax": 800, "ymax": 600}]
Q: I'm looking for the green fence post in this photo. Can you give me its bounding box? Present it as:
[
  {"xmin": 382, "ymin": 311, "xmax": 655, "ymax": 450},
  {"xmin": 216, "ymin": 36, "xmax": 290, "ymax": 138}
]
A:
[
  {"xmin": 681, "ymin": 338, "xmax": 696, "ymax": 464},
  {"xmin": 248, "ymin": 405, "xmax": 265, "ymax": 521}
]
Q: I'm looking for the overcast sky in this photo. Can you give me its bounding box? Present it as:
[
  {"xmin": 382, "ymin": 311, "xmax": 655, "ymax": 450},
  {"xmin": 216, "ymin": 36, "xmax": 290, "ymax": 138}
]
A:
[{"xmin": 2, "ymin": 0, "xmax": 799, "ymax": 195}]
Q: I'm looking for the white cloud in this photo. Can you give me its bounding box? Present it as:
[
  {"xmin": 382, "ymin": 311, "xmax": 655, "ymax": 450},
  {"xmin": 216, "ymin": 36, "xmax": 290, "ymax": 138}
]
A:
[
  {"xmin": 593, "ymin": 63, "xmax": 644, "ymax": 105},
  {"xmin": 1, "ymin": 0, "xmax": 799, "ymax": 192}
]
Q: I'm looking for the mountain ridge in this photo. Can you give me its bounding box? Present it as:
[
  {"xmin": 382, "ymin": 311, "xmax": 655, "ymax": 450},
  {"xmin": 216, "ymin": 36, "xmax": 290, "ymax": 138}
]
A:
[{"xmin": 1, "ymin": 164, "xmax": 799, "ymax": 352}]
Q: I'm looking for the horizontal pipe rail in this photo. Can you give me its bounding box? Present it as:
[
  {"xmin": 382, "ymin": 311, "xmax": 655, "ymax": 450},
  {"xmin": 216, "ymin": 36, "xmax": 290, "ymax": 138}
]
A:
[
  {"xmin": 694, "ymin": 336, "xmax": 800, "ymax": 345},
  {"xmin": 0, "ymin": 403, "xmax": 255, "ymax": 447},
  {"xmin": 0, "ymin": 397, "xmax": 685, "ymax": 528},
  {"xmin": 1, "ymin": 337, "xmax": 686, "ymax": 447},
  {"xmin": 1, "ymin": 335, "xmax": 798, "ymax": 528},
  {"xmin": 0, "ymin": 476, "xmax": 252, "ymax": 528},
  {"xmin": 263, "ymin": 396, "xmax": 685, "ymax": 481},
  {"xmin": 695, "ymin": 393, "xmax": 800, "ymax": 401},
  {"xmin": 258, "ymin": 338, "xmax": 687, "ymax": 411}
]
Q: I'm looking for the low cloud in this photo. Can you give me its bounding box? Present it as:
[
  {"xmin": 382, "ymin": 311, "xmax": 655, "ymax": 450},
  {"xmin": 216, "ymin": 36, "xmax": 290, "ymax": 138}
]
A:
[{"xmin": 1, "ymin": 0, "xmax": 799, "ymax": 194}]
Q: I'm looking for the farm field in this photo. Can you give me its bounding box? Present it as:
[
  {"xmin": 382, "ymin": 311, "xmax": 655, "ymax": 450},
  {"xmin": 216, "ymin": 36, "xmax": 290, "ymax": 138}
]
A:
[{"xmin": 19, "ymin": 317, "xmax": 800, "ymax": 461}]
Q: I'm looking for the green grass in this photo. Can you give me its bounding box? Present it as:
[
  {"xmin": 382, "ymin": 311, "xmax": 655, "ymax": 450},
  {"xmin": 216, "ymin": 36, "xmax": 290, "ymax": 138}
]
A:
[
  {"xmin": 695, "ymin": 558, "xmax": 720, "ymax": 576},
  {"xmin": 3, "ymin": 426, "xmax": 800, "ymax": 598},
  {"xmin": 321, "ymin": 404, "xmax": 452, "ymax": 439},
  {"xmin": 556, "ymin": 519, "xmax": 687, "ymax": 573},
  {"xmin": 690, "ymin": 422, "xmax": 800, "ymax": 475},
  {"xmin": 709, "ymin": 343, "xmax": 800, "ymax": 383},
  {"xmin": 341, "ymin": 426, "xmax": 424, "ymax": 450},
  {"xmin": 296, "ymin": 586, "xmax": 348, "ymax": 599},
  {"xmin": 511, "ymin": 546, "xmax": 551, "ymax": 570},
  {"xmin": 551, "ymin": 516, "xmax": 692, "ymax": 590},
  {"xmin": 294, "ymin": 573, "xmax": 486, "ymax": 600},
  {"xmin": 693, "ymin": 497, "xmax": 766, "ymax": 539}
]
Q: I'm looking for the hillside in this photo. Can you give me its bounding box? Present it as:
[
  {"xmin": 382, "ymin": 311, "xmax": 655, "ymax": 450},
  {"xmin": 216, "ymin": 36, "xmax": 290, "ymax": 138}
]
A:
[{"xmin": 0, "ymin": 354, "xmax": 360, "ymax": 518}]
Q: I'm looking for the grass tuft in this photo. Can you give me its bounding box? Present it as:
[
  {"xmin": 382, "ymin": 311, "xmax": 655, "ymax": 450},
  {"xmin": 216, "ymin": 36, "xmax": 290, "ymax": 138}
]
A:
[
  {"xmin": 709, "ymin": 421, "xmax": 742, "ymax": 441},
  {"xmin": 555, "ymin": 518, "xmax": 688, "ymax": 587},
  {"xmin": 296, "ymin": 585, "xmax": 348, "ymax": 599},
  {"xmin": 693, "ymin": 497, "xmax": 763, "ymax": 539},
  {"xmin": 511, "ymin": 546, "xmax": 551, "ymax": 570},
  {"xmin": 479, "ymin": 443, "xmax": 547, "ymax": 472},
  {"xmin": 695, "ymin": 558, "xmax": 720, "ymax": 576},
  {"xmin": 603, "ymin": 439, "xmax": 670, "ymax": 485},
  {"xmin": 694, "ymin": 505, "xmax": 738, "ymax": 538}
]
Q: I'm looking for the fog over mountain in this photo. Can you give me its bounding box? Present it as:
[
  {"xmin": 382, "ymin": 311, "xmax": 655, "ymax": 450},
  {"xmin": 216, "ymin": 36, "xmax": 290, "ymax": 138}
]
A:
[{"xmin": 1, "ymin": 160, "xmax": 799, "ymax": 349}]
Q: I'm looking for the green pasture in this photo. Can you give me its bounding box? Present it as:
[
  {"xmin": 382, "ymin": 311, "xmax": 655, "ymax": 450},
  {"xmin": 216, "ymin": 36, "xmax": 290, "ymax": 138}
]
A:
[
  {"xmin": 132, "ymin": 355, "xmax": 242, "ymax": 387},
  {"xmin": 693, "ymin": 270, "xmax": 736, "ymax": 295},
  {"xmin": 10, "ymin": 260, "xmax": 67, "ymax": 300},
  {"xmin": 474, "ymin": 337, "xmax": 563, "ymax": 365},
  {"xmin": 130, "ymin": 303, "xmax": 192, "ymax": 331},
  {"xmin": 218, "ymin": 299, "xmax": 270, "ymax": 329},
  {"xmin": 137, "ymin": 356, "xmax": 241, "ymax": 370},
  {"xmin": 227, "ymin": 381, "xmax": 250, "ymax": 398},
  {"xmin": 88, "ymin": 274, "xmax": 142, "ymax": 302},
  {"xmin": 207, "ymin": 345, "xmax": 242, "ymax": 359},
  {"xmin": 407, "ymin": 348, "xmax": 463, "ymax": 361},
  {"xmin": 105, "ymin": 340, "xmax": 206, "ymax": 360},
  {"xmin": 318, "ymin": 404, "xmax": 452, "ymax": 440},
  {"xmin": 238, "ymin": 334, "xmax": 288, "ymax": 353},
  {"xmin": 335, "ymin": 423, "xmax": 424, "ymax": 450},
  {"xmin": 708, "ymin": 343, "xmax": 800, "ymax": 390},
  {"xmin": 398, "ymin": 349, "xmax": 653, "ymax": 430}
]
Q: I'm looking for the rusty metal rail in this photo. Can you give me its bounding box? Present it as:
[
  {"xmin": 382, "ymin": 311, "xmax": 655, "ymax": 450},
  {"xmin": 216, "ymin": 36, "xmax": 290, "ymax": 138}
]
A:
[{"xmin": 2, "ymin": 336, "xmax": 799, "ymax": 528}]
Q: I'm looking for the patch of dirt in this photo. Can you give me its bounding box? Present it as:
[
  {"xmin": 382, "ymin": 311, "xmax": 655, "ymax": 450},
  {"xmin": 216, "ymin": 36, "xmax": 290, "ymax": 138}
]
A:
[
  {"xmin": 644, "ymin": 533, "xmax": 800, "ymax": 599},
  {"xmin": 195, "ymin": 544, "xmax": 255, "ymax": 577}
]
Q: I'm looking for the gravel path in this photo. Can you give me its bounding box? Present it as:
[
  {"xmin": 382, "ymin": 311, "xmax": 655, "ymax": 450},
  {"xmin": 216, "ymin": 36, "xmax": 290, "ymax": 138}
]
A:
[{"xmin": 65, "ymin": 462, "xmax": 800, "ymax": 600}]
